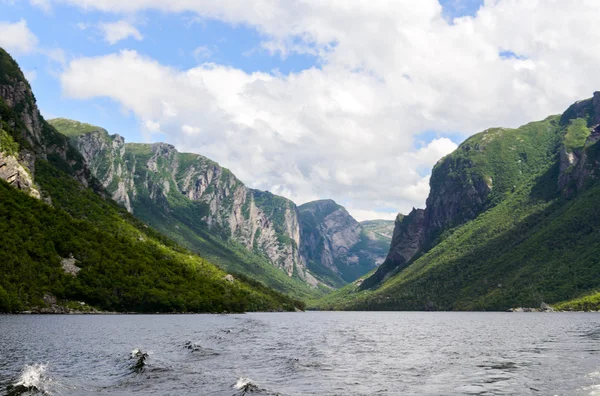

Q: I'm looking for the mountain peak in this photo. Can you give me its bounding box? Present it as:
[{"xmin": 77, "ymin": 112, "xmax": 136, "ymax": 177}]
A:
[{"xmin": 560, "ymin": 91, "xmax": 600, "ymax": 126}]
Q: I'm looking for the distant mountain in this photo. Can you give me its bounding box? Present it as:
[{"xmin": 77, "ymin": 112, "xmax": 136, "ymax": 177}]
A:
[
  {"xmin": 0, "ymin": 47, "xmax": 303, "ymax": 313},
  {"xmin": 315, "ymin": 93, "xmax": 600, "ymax": 311},
  {"xmin": 299, "ymin": 200, "xmax": 393, "ymax": 287}
]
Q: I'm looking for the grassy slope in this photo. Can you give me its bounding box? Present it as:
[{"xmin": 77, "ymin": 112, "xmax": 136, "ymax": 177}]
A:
[
  {"xmin": 313, "ymin": 115, "xmax": 600, "ymax": 311},
  {"xmin": 47, "ymin": 118, "xmax": 108, "ymax": 137}
]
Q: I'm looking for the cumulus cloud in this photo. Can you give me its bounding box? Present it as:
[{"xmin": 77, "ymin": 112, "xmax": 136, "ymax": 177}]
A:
[
  {"xmin": 57, "ymin": 0, "xmax": 600, "ymax": 218},
  {"xmin": 0, "ymin": 19, "xmax": 38, "ymax": 54},
  {"xmin": 98, "ymin": 20, "xmax": 143, "ymax": 45}
]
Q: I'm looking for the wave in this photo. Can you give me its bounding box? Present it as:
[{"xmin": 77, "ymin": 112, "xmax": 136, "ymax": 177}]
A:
[
  {"xmin": 184, "ymin": 341, "xmax": 220, "ymax": 357},
  {"xmin": 8, "ymin": 364, "xmax": 52, "ymax": 395},
  {"xmin": 233, "ymin": 377, "xmax": 260, "ymax": 394},
  {"xmin": 129, "ymin": 349, "xmax": 149, "ymax": 373}
]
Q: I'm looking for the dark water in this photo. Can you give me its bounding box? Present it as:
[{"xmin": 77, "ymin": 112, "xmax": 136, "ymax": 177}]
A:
[{"xmin": 1, "ymin": 312, "xmax": 600, "ymax": 395}]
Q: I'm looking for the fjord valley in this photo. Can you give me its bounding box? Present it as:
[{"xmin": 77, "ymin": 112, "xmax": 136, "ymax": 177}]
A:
[
  {"xmin": 315, "ymin": 96, "xmax": 600, "ymax": 312},
  {"xmin": 4, "ymin": 39, "xmax": 600, "ymax": 316}
]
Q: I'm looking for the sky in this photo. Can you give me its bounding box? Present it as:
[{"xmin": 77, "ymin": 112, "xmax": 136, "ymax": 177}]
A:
[{"xmin": 1, "ymin": 0, "xmax": 600, "ymax": 221}]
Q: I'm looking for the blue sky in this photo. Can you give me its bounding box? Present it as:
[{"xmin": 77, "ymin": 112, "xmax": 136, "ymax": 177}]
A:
[{"xmin": 1, "ymin": 0, "xmax": 590, "ymax": 220}]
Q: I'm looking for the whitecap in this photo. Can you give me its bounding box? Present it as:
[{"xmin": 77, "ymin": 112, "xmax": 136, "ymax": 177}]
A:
[
  {"xmin": 234, "ymin": 377, "xmax": 253, "ymax": 390},
  {"xmin": 12, "ymin": 363, "xmax": 51, "ymax": 394}
]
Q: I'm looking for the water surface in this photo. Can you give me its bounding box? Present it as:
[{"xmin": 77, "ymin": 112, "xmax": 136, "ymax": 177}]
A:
[{"xmin": 1, "ymin": 312, "xmax": 600, "ymax": 395}]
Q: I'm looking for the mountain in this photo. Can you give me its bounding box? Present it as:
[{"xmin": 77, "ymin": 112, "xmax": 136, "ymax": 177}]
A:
[
  {"xmin": 314, "ymin": 93, "xmax": 600, "ymax": 311},
  {"xmin": 0, "ymin": 47, "xmax": 303, "ymax": 313},
  {"xmin": 298, "ymin": 200, "xmax": 393, "ymax": 287},
  {"xmin": 49, "ymin": 119, "xmax": 393, "ymax": 292},
  {"xmin": 48, "ymin": 118, "xmax": 321, "ymax": 299}
]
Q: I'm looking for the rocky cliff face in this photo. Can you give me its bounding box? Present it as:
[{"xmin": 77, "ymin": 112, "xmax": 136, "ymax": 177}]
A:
[
  {"xmin": 0, "ymin": 49, "xmax": 93, "ymax": 199},
  {"xmin": 50, "ymin": 119, "xmax": 315, "ymax": 284},
  {"xmin": 299, "ymin": 199, "xmax": 393, "ymax": 286},
  {"xmin": 558, "ymin": 93, "xmax": 600, "ymax": 196},
  {"xmin": 363, "ymin": 114, "xmax": 564, "ymax": 290},
  {"xmin": 360, "ymin": 210, "xmax": 424, "ymax": 289}
]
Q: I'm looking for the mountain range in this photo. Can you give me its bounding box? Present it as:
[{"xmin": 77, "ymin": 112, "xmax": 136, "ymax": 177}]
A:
[
  {"xmin": 3, "ymin": 44, "xmax": 600, "ymax": 313},
  {"xmin": 0, "ymin": 47, "xmax": 392, "ymax": 312}
]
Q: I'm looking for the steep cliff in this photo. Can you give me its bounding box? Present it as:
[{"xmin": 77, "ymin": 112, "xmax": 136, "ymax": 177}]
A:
[
  {"xmin": 315, "ymin": 94, "xmax": 600, "ymax": 311},
  {"xmin": 557, "ymin": 93, "xmax": 600, "ymax": 196},
  {"xmin": 0, "ymin": 51, "xmax": 94, "ymax": 198},
  {"xmin": 361, "ymin": 113, "xmax": 562, "ymax": 291},
  {"xmin": 298, "ymin": 200, "xmax": 393, "ymax": 286},
  {"xmin": 49, "ymin": 119, "xmax": 321, "ymax": 297}
]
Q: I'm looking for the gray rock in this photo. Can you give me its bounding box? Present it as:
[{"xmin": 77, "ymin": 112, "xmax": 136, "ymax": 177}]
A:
[{"xmin": 61, "ymin": 254, "xmax": 81, "ymax": 276}]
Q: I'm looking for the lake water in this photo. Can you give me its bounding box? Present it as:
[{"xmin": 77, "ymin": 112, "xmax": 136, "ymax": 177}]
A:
[{"xmin": 1, "ymin": 312, "xmax": 600, "ymax": 395}]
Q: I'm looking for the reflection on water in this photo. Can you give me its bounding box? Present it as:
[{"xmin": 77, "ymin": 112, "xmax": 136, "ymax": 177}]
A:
[{"xmin": 1, "ymin": 312, "xmax": 600, "ymax": 395}]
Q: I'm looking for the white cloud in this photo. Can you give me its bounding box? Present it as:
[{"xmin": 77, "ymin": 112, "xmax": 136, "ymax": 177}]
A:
[
  {"xmin": 57, "ymin": 0, "xmax": 600, "ymax": 219},
  {"xmin": 346, "ymin": 209, "xmax": 398, "ymax": 223},
  {"xmin": 98, "ymin": 20, "xmax": 143, "ymax": 45},
  {"xmin": 30, "ymin": 0, "xmax": 52, "ymax": 13},
  {"xmin": 0, "ymin": 19, "xmax": 38, "ymax": 54},
  {"xmin": 192, "ymin": 46, "xmax": 213, "ymax": 62}
]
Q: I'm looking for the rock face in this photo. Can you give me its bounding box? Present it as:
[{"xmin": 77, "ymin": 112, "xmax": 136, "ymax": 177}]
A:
[
  {"xmin": 362, "ymin": 141, "xmax": 494, "ymax": 289},
  {"xmin": 557, "ymin": 93, "xmax": 600, "ymax": 196},
  {"xmin": 299, "ymin": 199, "xmax": 393, "ymax": 286},
  {"xmin": 362, "ymin": 120, "xmax": 560, "ymax": 290},
  {"xmin": 360, "ymin": 210, "xmax": 425, "ymax": 289},
  {"xmin": 0, "ymin": 49, "xmax": 94, "ymax": 197},
  {"xmin": 50, "ymin": 119, "xmax": 313, "ymax": 283},
  {"xmin": 0, "ymin": 151, "xmax": 39, "ymax": 198}
]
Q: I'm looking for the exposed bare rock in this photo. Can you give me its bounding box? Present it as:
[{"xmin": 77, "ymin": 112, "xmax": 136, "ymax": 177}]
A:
[
  {"xmin": 299, "ymin": 200, "xmax": 393, "ymax": 286},
  {"xmin": 61, "ymin": 254, "xmax": 81, "ymax": 276},
  {"xmin": 0, "ymin": 151, "xmax": 40, "ymax": 198},
  {"xmin": 361, "ymin": 209, "xmax": 426, "ymax": 289}
]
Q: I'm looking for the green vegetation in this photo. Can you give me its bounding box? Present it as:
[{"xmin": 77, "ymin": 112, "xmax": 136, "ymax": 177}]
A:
[
  {"xmin": 563, "ymin": 118, "xmax": 591, "ymax": 152},
  {"xmin": 313, "ymin": 113, "xmax": 600, "ymax": 311},
  {"xmin": 47, "ymin": 118, "xmax": 108, "ymax": 138},
  {"xmin": 555, "ymin": 291, "xmax": 600, "ymax": 311},
  {"xmin": 0, "ymin": 47, "xmax": 304, "ymax": 313},
  {"xmin": 0, "ymin": 128, "xmax": 19, "ymax": 156},
  {"xmin": 0, "ymin": 167, "xmax": 303, "ymax": 313},
  {"xmin": 0, "ymin": 48, "xmax": 28, "ymax": 87}
]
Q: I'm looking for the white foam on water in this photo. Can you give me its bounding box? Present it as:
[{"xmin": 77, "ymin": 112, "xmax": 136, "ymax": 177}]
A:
[
  {"xmin": 582, "ymin": 370, "xmax": 600, "ymax": 395},
  {"xmin": 234, "ymin": 377, "xmax": 253, "ymax": 390},
  {"xmin": 14, "ymin": 363, "xmax": 51, "ymax": 391}
]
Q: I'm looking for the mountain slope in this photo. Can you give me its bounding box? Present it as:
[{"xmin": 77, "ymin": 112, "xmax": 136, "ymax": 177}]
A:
[
  {"xmin": 313, "ymin": 95, "xmax": 600, "ymax": 311},
  {"xmin": 298, "ymin": 200, "xmax": 393, "ymax": 287},
  {"xmin": 49, "ymin": 118, "xmax": 322, "ymax": 299},
  {"xmin": 0, "ymin": 47, "xmax": 303, "ymax": 313}
]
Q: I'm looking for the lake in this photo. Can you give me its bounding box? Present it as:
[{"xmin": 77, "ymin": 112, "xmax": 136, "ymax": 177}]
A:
[{"xmin": 1, "ymin": 312, "xmax": 600, "ymax": 395}]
